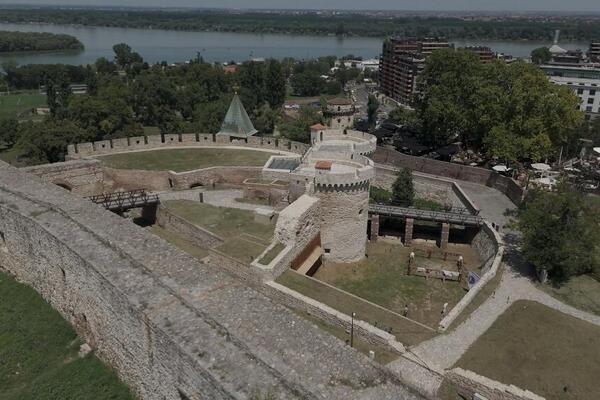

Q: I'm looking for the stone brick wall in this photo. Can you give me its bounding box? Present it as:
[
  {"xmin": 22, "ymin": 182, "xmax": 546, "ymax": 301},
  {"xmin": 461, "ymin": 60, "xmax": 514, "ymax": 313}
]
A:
[
  {"xmin": 169, "ymin": 167, "xmax": 262, "ymax": 190},
  {"xmin": 374, "ymin": 166, "xmax": 463, "ymax": 208},
  {"xmin": 67, "ymin": 134, "xmax": 309, "ymax": 159},
  {"xmin": 0, "ymin": 161, "xmax": 423, "ymax": 400},
  {"xmin": 314, "ymin": 185, "xmax": 370, "ymax": 262},
  {"xmin": 21, "ymin": 159, "xmax": 104, "ymax": 195},
  {"xmin": 438, "ymin": 222, "xmax": 504, "ymax": 331},
  {"xmin": 156, "ymin": 206, "xmax": 224, "ymax": 249},
  {"xmin": 446, "ymin": 368, "xmax": 545, "ymax": 400},
  {"xmin": 103, "ymin": 168, "xmax": 171, "ymax": 192},
  {"xmin": 374, "ymin": 147, "xmax": 525, "ymax": 205}
]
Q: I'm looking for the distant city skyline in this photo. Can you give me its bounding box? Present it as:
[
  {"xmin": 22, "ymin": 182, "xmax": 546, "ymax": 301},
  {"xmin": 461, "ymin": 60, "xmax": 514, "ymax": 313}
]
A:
[{"xmin": 0, "ymin": 0, "xmax": 599, "ymax": 12}]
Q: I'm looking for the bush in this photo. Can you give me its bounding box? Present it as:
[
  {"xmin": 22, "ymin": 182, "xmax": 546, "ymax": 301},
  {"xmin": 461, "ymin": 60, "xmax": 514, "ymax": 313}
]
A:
[{"xmin": 391, "ymin": 168, "xmax": 415, "ymax": 207}]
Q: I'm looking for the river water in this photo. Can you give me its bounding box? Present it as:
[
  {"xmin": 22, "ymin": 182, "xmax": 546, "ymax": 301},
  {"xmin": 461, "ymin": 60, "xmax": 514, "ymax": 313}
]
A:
[{"xmin": 0, "ymin": 22, "xmax": 590, "ymax": 66}]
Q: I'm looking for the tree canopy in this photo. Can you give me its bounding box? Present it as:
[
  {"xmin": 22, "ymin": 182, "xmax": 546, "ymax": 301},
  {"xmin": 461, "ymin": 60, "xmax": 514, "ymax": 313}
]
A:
[
  {"xmin": 530, "ymin": 47, "xmax": 552, "ymax": 65},
  {"xmin": 417, "ymin": 49, "xmax": 584, "ymax": 162},
  {"xmin": 391, "ymin": 168, "xmax": 415, "ymax": 207},
  {"xmin": 517, "ymin": 184, "xmax": 600, "ymax": 284}
]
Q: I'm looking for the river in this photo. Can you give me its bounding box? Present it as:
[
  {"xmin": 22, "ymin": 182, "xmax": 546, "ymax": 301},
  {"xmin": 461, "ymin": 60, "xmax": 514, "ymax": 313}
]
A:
[{"xmin": 0, "ymin": 22, "xmax": 590, "ymax": 66}]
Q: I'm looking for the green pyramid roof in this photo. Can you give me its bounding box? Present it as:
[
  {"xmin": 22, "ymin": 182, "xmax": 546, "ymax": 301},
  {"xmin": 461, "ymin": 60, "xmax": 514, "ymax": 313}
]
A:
[{"xmin": 218, "ymin": 94, "xmax": 258, "ymax": 138}]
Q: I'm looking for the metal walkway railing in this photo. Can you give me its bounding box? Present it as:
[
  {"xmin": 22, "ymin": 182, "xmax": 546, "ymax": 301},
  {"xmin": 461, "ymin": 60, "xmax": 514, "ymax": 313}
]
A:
[{"xmin": 369, "ymin": 203, "xmax": 484, "ymax": 226}]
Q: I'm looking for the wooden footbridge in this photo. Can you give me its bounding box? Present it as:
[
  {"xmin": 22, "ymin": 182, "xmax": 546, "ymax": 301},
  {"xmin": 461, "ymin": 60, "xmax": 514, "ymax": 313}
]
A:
[{"xmin": 86, "ymin": 189, "xmax": 160, "ymax": 212}]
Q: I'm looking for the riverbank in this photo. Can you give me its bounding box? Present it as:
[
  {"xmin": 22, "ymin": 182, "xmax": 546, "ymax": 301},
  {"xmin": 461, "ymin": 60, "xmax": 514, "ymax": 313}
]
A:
[{"xmin": 0, "ymin": 21, "xmax": 590, "ymax": 66}]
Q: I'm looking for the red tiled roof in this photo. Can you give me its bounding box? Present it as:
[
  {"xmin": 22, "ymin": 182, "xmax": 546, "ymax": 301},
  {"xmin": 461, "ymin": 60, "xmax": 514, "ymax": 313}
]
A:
[
  {"xmin": 327, "ymin": 97, "xmax": 352, "ymax": 105},
  {"xmin": 315, "ymin": 160, "xmax": 333, "ymax": 170},
  {"xmin": 310, "ymin": 123, "xmax": 327, "ymax": 130}
]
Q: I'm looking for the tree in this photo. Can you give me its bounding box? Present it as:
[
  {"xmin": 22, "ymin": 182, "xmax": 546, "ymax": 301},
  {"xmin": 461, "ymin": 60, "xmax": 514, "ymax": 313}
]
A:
[
  {"xmin": 238, "ymin": 61, "xmax": 267, "ymax": 112},
  {"xmin": 16, "ymin": 119, "xmax": 93, "ymax": 164},
  {"xmin": 517, "ymin": 184, "xmax": 600, "ymax": 283},
  {"xmin": 389, "ymin": 106, "xmax": 420, "ymax": 128},
  {"xmin": 46, "ymin": 77, "xmax": 71, "ymax": 119},
  {"xmin": 531, "ymin": 47, "xmax": 552, "ymax": 64},
  {"xmin": 193, "ymin": 95, "xmax": 231, "ymax": 134},
  {"xmin": 290, "ymin": 72, "xmax": 325, "ymax": 97},
  {"xmin": 391, "ymin": 168, "xmax": 414, "ymax": 207},
  {"xmin": 265, "ymin": 59, "xmax": 286, "ymax": 109},
  {"xmin": 112, "ymin": 43, "xmax": 143, "ymax": 69},
  {"xmin": 0, "ymin": 118, "xmax": 19, "ymax": 146},
  {"xmin": 279, "ymin": 105, "xmax": 321, "ymax": 143},
  {"xmin": 367, "ymin": 94, "xmax": 379, "ymax": 126},
  {"xmin": 417, "ymin": 49, "xmax": 584, "ymax": 161},
  {"xmin": 254, "ymin": 104, "xmax": 279, "ymax": 135},
  {"xmin": 95, "ymin": 57, "xmax": 117, "ymax": 75}
]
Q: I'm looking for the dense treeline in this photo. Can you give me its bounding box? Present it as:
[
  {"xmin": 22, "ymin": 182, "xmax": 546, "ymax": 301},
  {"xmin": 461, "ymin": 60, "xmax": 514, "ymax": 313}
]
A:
[
  {"xmin": 0, "ymin": 30, "xmax": 83, "ymax": 53},
  {"xmin": 390, "ymin": 48, "xmax": 585, "ymax": 163},
  {"xmin": 1, "ymin": 8, "xmax": 600, "ymax": 41},
  {"xmin": 0, "ymin": 44, "xmax": 320, "ymax": 165}
]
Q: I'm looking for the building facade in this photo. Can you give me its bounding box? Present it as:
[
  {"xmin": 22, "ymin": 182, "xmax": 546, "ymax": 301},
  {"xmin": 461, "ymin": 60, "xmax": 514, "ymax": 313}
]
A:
[
  {"xmin": 379, "ymin": 37, "xmax": 451, "ymax": 105},
  {"xmin": 541, "ymin": 65, "xmax": 600, "ymax": 119},
  {"xmin": 589, "ymin": 41, "xmax": 600, "ymax": 62}
]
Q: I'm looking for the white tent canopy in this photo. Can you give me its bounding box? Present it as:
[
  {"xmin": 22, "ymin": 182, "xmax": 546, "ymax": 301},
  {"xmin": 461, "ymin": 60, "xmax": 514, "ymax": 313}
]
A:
[
  {"xmin": 492, "ymin": 165, "xmax": 511, "ymax": 172},
  {"xmin": 531, "ymin": 163, "xmax": 551, "ymax": 171},
  {"xmin": 593, "ymin": 147, "xmax": 600, "ymax": 155}
]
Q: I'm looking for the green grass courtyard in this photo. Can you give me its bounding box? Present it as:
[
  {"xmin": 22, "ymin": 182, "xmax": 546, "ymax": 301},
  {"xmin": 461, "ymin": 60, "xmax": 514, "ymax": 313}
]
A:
[
  {"xmin": 99, "ymin": 148, "xmax": 273, "ymax": 172},
  {"xmin": 0, "ymin": 271, "xmax": 133, "ymax": 400},
  {"xmin": 455, "ymin": 300, "xmax": 600, "ymax": 400},
  {"xmin": 163, "ymin": 200, "xmax": 276, "ymax": 262},
  {"xmin": 0, "ymin": 92, "xmax": 47, "ymax": 120}
]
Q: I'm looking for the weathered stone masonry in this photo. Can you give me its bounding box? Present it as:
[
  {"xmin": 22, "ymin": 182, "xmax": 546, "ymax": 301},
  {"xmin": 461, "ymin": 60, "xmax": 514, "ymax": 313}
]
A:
[{"xmin": 0, "ymin": 162, "xmax": 423, "ymax": 400}]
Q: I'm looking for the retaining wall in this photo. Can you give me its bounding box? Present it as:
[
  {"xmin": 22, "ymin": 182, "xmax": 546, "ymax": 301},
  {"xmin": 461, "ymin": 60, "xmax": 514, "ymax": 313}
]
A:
[
  {"xmin": 446, "ymin": 368, "xmax": 545, "ymax": 400},
  {"xmin": 374, "ymin": 147, "xmax": 525, "ymax": 205},
  {"xmin": 169, "ymin": 166, "xmax": 262, "ymax": 190},
  {"xmin": 67, "ymin": 134, "xmax": 309, "ymax": 159},
  {"xmin": 21, "ymin": 159, "xmax": 104, "ymax": 195},
  {"xmin": 156, "ymin": 206, "xmax": 224, "ymax": 249},
  {"xmin": 438, "ymin": 222, "xmax": 504, "ymax": 331}
]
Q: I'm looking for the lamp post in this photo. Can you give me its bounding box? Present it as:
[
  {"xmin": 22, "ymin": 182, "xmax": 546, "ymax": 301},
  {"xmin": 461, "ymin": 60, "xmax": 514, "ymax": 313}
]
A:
[{"xmin": 350, "ymin": 312, "xmax": 355, "ymax": 348}]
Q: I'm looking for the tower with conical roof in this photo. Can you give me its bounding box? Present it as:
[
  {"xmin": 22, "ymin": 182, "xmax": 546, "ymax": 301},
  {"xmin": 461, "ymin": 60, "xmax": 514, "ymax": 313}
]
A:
[{"xmin": 217, "ymin": 93, "xmax": 258, "ymax": 138}]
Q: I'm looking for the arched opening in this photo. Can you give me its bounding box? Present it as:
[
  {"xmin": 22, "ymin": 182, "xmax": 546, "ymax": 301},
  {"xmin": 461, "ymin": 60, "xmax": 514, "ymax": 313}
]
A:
[
  {"xmin": 54, "ymin": 182, "xmax": 72, "ymax": 191},
  {"xmin": 320, "ymin": 131, "xmax": 323, "ymax": 141},
  {"xmin": 189, "ymin": 183, "xmax": 204, "ymax": 189}
]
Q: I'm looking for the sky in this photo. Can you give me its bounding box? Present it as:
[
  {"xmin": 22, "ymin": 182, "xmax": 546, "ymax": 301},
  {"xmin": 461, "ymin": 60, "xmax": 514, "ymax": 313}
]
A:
[{"xmin": 1, "ymin": 0, "xmax": 599, "ymax": 12}]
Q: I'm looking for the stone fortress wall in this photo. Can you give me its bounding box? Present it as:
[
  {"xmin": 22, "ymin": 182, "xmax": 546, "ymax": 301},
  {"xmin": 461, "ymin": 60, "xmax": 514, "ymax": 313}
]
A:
[
  {"xmin": 66, "ymin": 133, "xmax": 310, "ymax": 159},
  {"xmin": 14, "ymin": 131, "xmax": 537, "ymax": 400},
  {"xmin": 0, "ymin": 161, "xmax": 421, "ymax": 400}
]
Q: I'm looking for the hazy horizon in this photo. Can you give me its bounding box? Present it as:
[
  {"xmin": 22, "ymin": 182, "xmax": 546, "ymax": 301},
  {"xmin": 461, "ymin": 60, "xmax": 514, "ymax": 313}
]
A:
[{"xmin": 0, "ymin": 0, "xmax": 599, "ymax": 13}]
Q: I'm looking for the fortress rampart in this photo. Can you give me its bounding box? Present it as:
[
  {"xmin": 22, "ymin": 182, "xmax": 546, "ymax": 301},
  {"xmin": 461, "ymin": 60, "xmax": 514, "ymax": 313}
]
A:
[
  {"xmin": 67, "ymin": 133, "xmax": 310, "ymax": 159},
  {"xmin": 0, "ymin": 161, "xmax": 422, "ymax": 400}
]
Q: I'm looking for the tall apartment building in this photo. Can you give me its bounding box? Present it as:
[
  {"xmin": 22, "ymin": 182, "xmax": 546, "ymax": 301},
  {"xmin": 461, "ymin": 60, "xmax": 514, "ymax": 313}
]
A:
[
  {"xmin": 541, "ymin": 64, "xmax": 600, "ymax": 120},
  {"xmin": 379, "ymin": 37, "xmax": 451, "ymax": 105},
  {"xmin": 589, "ymin": 41, "xmax": 600, "ymax": 62},
  {"xmin": 463, "ymin": 46, "xmax": 494, "ymax": 63}
]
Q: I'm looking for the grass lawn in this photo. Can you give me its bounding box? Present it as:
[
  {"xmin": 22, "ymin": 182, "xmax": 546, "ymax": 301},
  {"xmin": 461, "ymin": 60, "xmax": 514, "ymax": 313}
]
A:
[
  {"xmin": 455, "ymin": 300, "xmax": 600, "ymax": 400},
  {"xmin": 163, "ymin": 200, "xmax": 276, "ymax": 262},
  {"xmin": 149, "ymin": 225, "xmax": 209, "ymax": 260},
  {"xmin": 276, "ymin": 269, "xmax": 436, "ymax": 346},
  {"xmin": 538, "ymin": 274, "xmax": 600, "ymax": 317},
  {"xmin": 99, "ymin": 148, "xmax": 273, "ymax": 172},
  {"xmin": 258, "ymin": 242, "xmax": 286, "ymax": 265},
  {"xmin": 0, "ymin": 271, "xmax": 133, "ymax": 400},
  {"xmin": 0, "ymin": 93, "xmax": 47, "ymax": 119},
  {"xmin": 312, "ymin": 241, "xmax": 468, "ymax": 328}
]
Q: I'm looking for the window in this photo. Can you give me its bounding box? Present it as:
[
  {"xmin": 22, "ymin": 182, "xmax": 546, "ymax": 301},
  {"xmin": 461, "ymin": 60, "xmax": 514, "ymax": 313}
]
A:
[
  {"xmin": 588, "ymin": 98, "xmax": 594, "ymax": 104},
  {"xmin": 577, "ymin": 88, "xmax": 584, "ymax": 95},
  {"xmin": 324, "ymin": 248, "xmax": 331, "ymax": 254},
  {"xmin": 586, "ymin": 106, "xmax": 593, "ymax": 112},
  {"xmin": 591, "ymin": 90, "xmax": 597, "ymax": 96}
]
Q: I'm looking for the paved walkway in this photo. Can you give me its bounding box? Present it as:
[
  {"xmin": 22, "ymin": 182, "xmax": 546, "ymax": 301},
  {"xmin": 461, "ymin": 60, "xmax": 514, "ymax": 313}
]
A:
[
  {"xmin": 157, "ymin": 189, "xmax": 274, "ymax": 213},
  {"xmin": 389, "ymin": 177, "xmax": 600, "ymax": 393}
]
